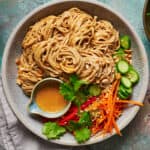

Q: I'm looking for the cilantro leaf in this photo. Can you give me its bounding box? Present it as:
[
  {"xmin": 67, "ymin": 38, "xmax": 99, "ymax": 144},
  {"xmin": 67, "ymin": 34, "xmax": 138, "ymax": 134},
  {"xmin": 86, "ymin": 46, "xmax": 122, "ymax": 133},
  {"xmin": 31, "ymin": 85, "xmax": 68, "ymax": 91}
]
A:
[
  {"xmin": 66, "ymin": 120, "xmax": 81, "ymax": 132},
  {"xmin": 147, "ymin": 12, "xmax": 150, "ymax": 16},
  {"xmin": 59, "ymin": 82, "xmax": 76, "ymax": 101},
  {"xmin": 74, "ymin": 80, "xmax": 87, "ymax": 92},
  {"xmin": 69, "ymin": 74, "xmax": 79, "ymax": 84},
  {"xmin": 74, "ymin": 92, "xmax": 87, "ymax": 107},
  {"xmin": 59, "ymin": 74, "xmax": 89, "ymax": 106},
  {"xmin": 42, "ymin": 122, "xmax": 66, "ymax": 139},
  {"xmin": 74, "ymin": 127, "xmax": 91, "ymax": 143},
  {"xmin": 79, "ymin": 112, "xmax": 92, "ymax": 127},
  {"xmin": 66, "ymin": 112, "xmax": 92, "ymax": 132},
  {"xmin": 70, "ymin": 74, "xmax": 87, "ymax": 92}
]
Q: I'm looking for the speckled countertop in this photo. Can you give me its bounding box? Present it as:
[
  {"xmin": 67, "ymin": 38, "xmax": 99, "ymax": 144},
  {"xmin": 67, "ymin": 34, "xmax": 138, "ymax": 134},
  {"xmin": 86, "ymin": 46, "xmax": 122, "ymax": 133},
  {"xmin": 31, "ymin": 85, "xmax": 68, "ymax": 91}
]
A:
[{"xmin": 0, "ymin": 0, "xmax": 150, "ymax": 150}]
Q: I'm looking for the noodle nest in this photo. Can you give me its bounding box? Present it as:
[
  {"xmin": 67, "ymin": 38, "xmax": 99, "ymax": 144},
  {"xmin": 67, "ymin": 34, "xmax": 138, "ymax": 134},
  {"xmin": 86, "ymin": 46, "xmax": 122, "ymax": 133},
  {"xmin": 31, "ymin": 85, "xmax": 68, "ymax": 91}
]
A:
[{"xmin": 16, "ymin": 8, "xmax": 120, "ymax": 95}]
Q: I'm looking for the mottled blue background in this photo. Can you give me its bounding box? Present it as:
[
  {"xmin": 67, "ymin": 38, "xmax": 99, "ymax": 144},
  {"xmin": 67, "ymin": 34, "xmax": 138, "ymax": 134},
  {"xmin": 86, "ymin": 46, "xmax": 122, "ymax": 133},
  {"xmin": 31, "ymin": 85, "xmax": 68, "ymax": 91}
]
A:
[
  {"xmin": 0, "ymin": 0, "xmax": 150, "ymax": 150},
  {"xmin": 0, "ymin": 0, "xmax": 150, "ymax": 67}
]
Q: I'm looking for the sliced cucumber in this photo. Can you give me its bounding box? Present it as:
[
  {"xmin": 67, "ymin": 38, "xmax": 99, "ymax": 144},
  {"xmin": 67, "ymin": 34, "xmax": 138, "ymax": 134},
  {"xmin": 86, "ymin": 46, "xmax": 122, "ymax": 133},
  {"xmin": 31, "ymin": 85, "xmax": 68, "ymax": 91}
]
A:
[
  {"xmin": 116, "ymin": 60, "xmax": 129, "ymax": 74},
  {"xmin": 126, "ymin": 69, "xmax": 140, "ymax": 84},
  {"xmin": 114, "ymin": 48, "xmax": 125, "ymax": 55},
  {"xmin": 119, "ymin": 85, "xmax": 130, "ymax": 97},
  {"xmin": 118, "ymin": 91, "xmax": 128, "ymax": 99},
  {"xmin": 117, "ymin": 47, "xmax": 125, "ymax": 52},
  {"xmin": 121, "ymin": 77, "xmax": 132, "ymax": 88},
  {"xmin": 114, "ymin": 65, "xmax": 118, "ymax": 72},
  {"xmin": 120, "ymin": 35, "xmax": 131, "ymax": 49},
  {"xmin": 125, "ymin": 87, "xmax": 133, "ymax": 95},
  {"xmin": 89, "ymin": 84, "xmax": 101, "ymax": 96}
]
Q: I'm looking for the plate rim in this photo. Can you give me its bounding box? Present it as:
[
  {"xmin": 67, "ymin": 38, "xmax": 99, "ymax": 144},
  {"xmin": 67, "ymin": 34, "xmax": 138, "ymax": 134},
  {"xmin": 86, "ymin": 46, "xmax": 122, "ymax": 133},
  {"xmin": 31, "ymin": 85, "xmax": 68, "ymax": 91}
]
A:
[{"xmin": 1, "ymin": 0, "xmax": 149, "ymax": 146}]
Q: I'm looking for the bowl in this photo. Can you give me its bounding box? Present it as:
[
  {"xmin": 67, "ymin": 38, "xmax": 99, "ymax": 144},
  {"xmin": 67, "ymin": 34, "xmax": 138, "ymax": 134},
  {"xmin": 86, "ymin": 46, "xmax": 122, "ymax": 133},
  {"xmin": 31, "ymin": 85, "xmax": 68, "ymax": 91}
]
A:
[
  {"xmin": 143, "ymin": 0, "xmax": 150, "ymax": 41},
  {"xmin": 28, "ymin": 78, "xmax": 71, "ymax": 118},
  {"xmin": 2, "ymin": 0, "xmax": 149, "ymax": 146}
]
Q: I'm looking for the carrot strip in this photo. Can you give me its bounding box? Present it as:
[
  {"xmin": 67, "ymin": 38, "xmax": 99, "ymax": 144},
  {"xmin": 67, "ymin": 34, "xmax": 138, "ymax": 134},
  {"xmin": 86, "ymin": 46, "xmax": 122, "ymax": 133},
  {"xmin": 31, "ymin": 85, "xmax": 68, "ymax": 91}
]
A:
[
  {"xmin": 104, "ymin": 80, "xmax": 119, "ymax": 132},
  {"xmin": 112, "ymin": 118, "xmax": 122, "ymax": 136},
  {"xmin": 87, "ymin": 78, "xmax": 143, "ymax": 137},
  {"xmin": 116, "ymin": 100, "xmax": 143, "ymax": 106}
]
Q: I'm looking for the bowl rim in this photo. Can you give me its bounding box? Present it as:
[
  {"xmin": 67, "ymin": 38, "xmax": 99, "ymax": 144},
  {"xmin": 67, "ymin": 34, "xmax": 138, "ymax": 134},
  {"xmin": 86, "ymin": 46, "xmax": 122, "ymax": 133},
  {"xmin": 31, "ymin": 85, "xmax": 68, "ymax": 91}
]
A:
[{"xmin": 1, "ymin": 0, "xmax": 149, "ymax": 146}]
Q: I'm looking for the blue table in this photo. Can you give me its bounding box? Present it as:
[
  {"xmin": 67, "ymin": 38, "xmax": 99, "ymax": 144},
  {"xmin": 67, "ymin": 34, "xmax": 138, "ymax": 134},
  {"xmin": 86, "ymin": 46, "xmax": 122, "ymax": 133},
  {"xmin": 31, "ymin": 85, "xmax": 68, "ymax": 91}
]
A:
[{"xmin": 0, "ymin": 0, "xmax": 150, "ymax": 150}]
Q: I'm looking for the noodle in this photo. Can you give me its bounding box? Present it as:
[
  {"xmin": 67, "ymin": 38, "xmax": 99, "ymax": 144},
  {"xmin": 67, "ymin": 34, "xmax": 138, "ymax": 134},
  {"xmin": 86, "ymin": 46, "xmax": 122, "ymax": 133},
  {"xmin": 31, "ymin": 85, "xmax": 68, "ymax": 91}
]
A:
[{"xmin": 16, "ymin": 8, "xmax": 121, "ymax": 95}]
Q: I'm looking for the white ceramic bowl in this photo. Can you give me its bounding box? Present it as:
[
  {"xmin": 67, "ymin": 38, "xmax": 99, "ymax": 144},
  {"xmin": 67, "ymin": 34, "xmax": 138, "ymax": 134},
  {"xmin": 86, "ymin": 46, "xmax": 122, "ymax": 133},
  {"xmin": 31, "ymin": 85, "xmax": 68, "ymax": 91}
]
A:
[{"xmin": 2, "ymin": 0, "xmax": 149, "ymax": 146}]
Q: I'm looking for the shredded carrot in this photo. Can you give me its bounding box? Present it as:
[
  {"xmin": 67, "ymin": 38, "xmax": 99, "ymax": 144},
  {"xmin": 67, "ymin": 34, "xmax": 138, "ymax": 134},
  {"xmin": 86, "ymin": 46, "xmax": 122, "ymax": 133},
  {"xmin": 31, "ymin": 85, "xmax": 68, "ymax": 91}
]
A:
[
  {"xmin": 104, "ymin": 79, "xmax": 120, "ymax": 133},
  {"xmin": 88, "ymin": 78, "xmax": 143, "ymax": 137},
  {"xmin": 112, "ymin": 118, "xmax": 122, "ymax": 136},
  {"xmin": 116, "ymin": 100, "xmax": 143, "ymax": 106}
]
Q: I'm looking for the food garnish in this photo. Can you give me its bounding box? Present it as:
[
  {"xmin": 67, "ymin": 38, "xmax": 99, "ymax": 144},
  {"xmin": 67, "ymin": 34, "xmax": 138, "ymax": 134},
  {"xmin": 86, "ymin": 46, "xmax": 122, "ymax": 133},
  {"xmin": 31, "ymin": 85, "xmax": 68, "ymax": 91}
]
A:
[
  {"xmin": 146, "ymin": 12, "xmax": 150, "ymax": 16},
  {"xmin": 42, "ymin": 122, "xmax": 66, "ymax": 139},
  {"xmin": 74, "ymin": 128, "xmax": 91, "ymax": 143}
]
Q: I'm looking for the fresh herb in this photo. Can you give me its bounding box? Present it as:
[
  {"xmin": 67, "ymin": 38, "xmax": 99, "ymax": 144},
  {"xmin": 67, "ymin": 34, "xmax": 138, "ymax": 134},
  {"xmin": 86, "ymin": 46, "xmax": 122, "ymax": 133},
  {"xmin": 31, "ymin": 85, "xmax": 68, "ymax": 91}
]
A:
[
  {"xmin": 74, "ymin": 127, "xmax": 91, "ymax": 143},
  {"xmin": 59, "ymin": 82, "xmax": 76, "ymax": 102},
  {"xmin": 60, "ymin": 111, "xmax": 92, "ymax": 143},
  {"xmin": 147, "ymin": 12, "xmax": 150, "ymax": 16},
  {"xmin": 60, "ymin": 74, "xmax": 89, "ymax": 106},
  {"xmin": 65, "ymin": 111, "xmax": 92, "ymax": 143},
  {"xmin": 66, "ymin": 111, "xmax": 92, "ymax": 131},
  {"xmin": 42, "ymin": 122, "xmax": 66, "ymax": 139},
  {"xmin": 66, "ymin": 120, "xmax": 81, "ymax": 132},
  {"xmin": 78, "ymin": 111, "xmax": 92, "ymax": 127},
  {"xmin": 69, "ymin": 74, "xmax": 87, "ymax": 92}
]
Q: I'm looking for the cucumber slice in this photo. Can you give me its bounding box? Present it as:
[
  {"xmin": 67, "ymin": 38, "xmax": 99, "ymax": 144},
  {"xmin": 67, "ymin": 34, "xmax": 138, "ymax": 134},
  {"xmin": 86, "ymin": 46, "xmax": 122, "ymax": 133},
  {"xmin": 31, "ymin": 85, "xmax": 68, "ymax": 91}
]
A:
[
  {"xmin": 89, "ymin": 84, "xmax": 101, "ymax": 96},
  {"xmin": 118, "ymin": 91, "xmax": 128, "ymax": 99},
  {"xmin": 114, "ymin": 65, "xmax": 118, "ymax": 72},
  {"xmin": 117, "ymin": 47, "xmax": 125, "ymax": 52},
  {"xmin": 116, "ymin": 60, "xmax": 129, "ymax": 74},
  {"xmin": 120, "ymin": 35, "xmax": 131, "ymax": 49},
  {"xmin": 119, "ymin": 85, "xmax": 132, "ymax": 94},
  {"xmin": 119, "ymin": 85, "xmax": 130, "ymax": 97},
  {"xmin": 125, "ymin": 87, "xmax": 133, "ymax": 95},
  {"xmin": 114, "ymin": 48, "xmax": 125, "ymax": 55},
  {"xmin": 121, "ymin": 77, "xmax": 132, "ymax": 88},
  {"xmin": 126, "ymin": 69, "xmax": 140, "ymax": 84}
]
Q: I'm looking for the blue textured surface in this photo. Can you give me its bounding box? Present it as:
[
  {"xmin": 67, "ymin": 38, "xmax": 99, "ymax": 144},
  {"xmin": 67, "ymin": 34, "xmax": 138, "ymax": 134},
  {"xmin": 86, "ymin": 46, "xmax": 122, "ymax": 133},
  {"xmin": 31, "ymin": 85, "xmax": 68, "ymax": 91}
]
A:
[
  {"xmin": 0, "ymin": 0, "xmax": 150, "ymax": 150},
  {"xmin": 0, "ymin": 0, "xmax": 150, "ymax": 67}
]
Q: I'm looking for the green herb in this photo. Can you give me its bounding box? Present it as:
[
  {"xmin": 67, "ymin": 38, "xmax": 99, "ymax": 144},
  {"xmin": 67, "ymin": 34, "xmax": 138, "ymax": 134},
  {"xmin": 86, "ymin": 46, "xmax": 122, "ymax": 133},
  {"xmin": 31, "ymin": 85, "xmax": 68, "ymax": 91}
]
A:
[
  {"xmin": 59, "ymin": 82, "xmax": 76, "ymax": 101},
  {"xmin": 66, "ymin": 112, "xmax": 92, "ymax": 132},
  {"xmin": 42, "ymin": 122, "xmax": 66, "ymax": 139},
  {"xmin": 78, "ymin": 111, "xmax": 92, "ymax": 127},
  {"xmin": 74, "ymin": 127, "xmax": 91, "ymax": 143},
  {"xmin": 60, "ymin": 74, "xmax": 88, "ymax": 106},
  {"xmin": 66, "ymin": 120, "xmax": 81, "ymax": 132},
  {"xmin": 147, "ymin": 12, "xmax": 150, "ymax": 16},
  {"xmin": 69, "ymin": 74, "xmax": 87, "ymax": 92},
  {"xmin": 59, "ymin": 75, "xmax": 99, "ymax": 143}
]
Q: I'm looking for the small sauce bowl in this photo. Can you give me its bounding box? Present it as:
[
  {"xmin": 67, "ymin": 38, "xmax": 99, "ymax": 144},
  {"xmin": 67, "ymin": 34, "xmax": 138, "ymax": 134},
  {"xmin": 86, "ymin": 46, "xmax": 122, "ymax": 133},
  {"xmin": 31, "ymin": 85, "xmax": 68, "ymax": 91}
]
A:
[{"xmin": 27, "ymin": 78, "xmax": 71, "ymax": 118}]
